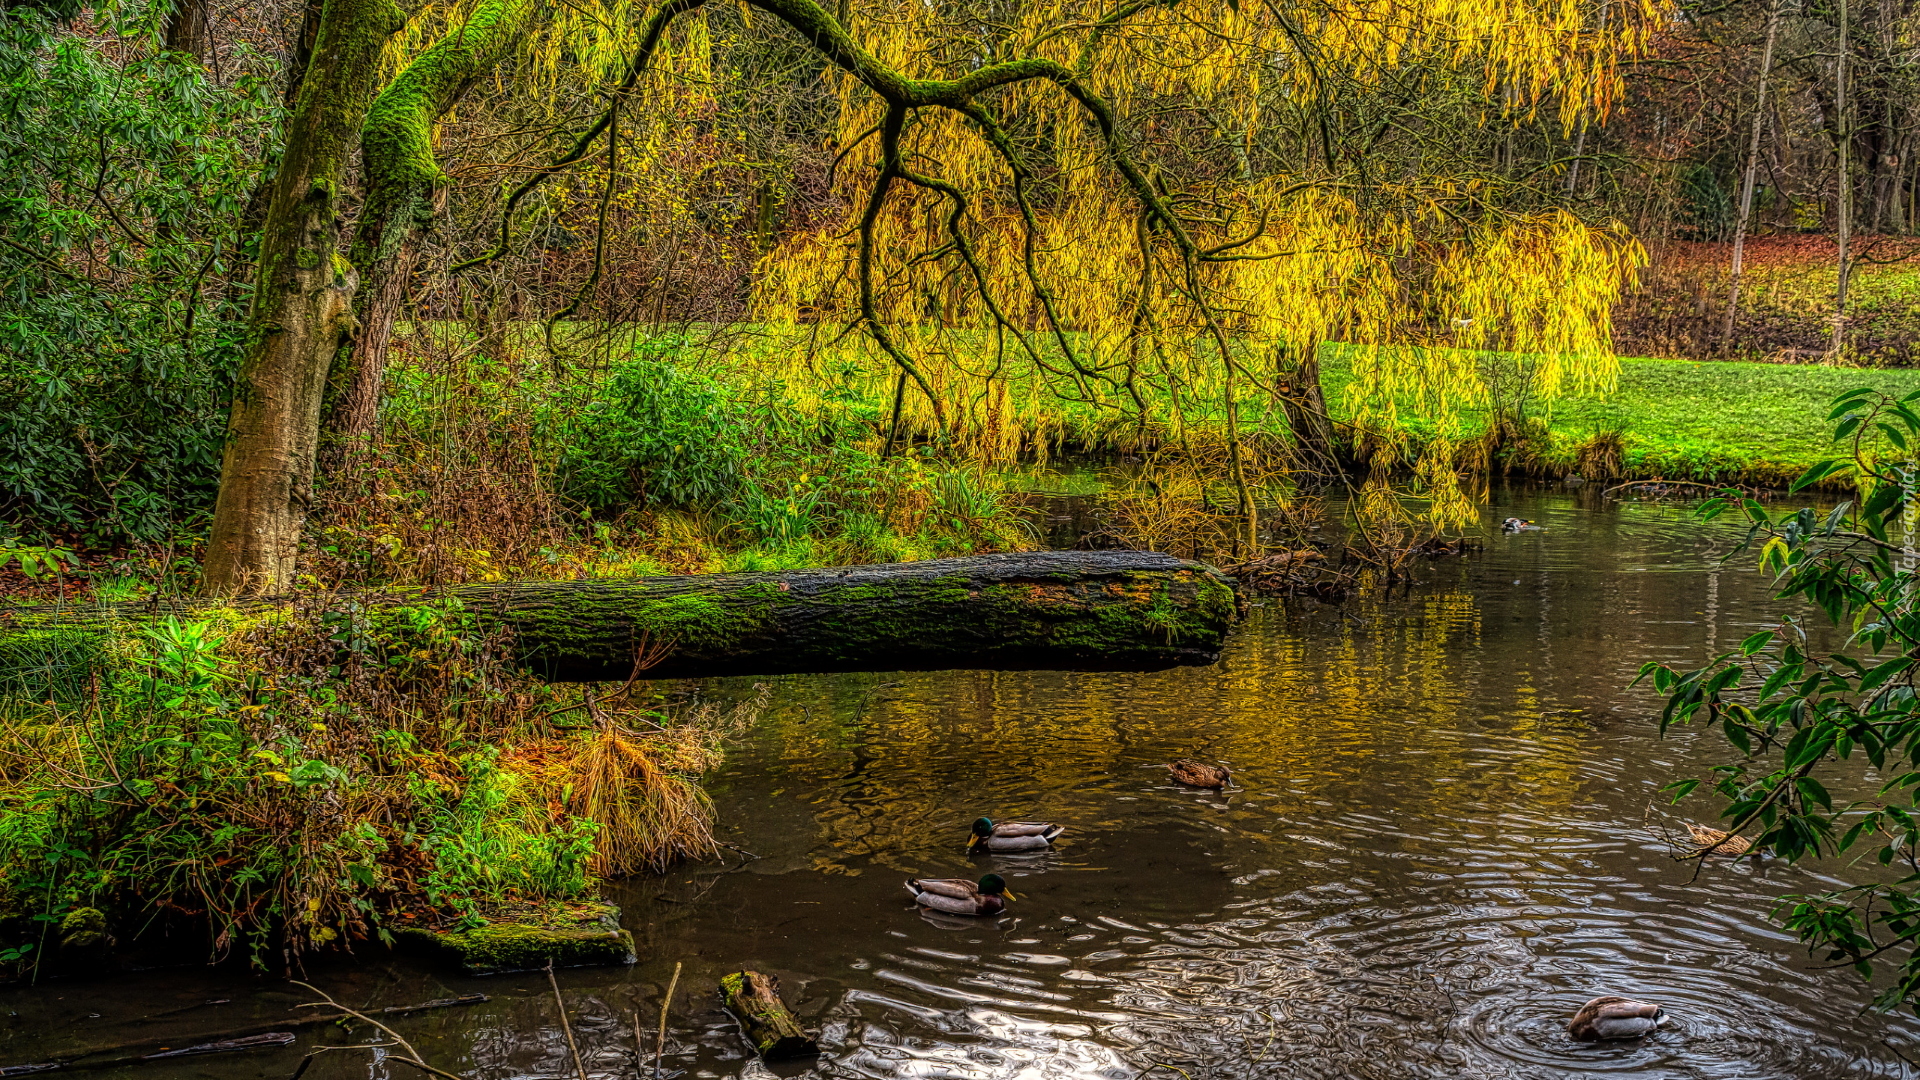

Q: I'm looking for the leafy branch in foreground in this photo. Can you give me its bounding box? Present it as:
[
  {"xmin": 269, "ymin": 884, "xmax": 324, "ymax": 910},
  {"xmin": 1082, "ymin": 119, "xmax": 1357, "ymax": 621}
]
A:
[{"xmin": 1637, "ymin": 385, "xmax": 1920, "ymax": 1012}]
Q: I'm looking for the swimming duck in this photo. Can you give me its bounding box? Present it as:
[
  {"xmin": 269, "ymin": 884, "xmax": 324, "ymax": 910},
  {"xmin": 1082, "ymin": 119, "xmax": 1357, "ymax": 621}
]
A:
[
  {"xmin": 968, "ymin": 817, "xmax": 1065, "ymax": 853},
  {"xmin": 1502, "ymin": 517, "xmax": 1543, "ymax": 533},
  {"xmin": 1567, "ymin": 996, "xmax": 1665, "ymax": 1041},
  {"xmin": 1687, "ymin": 823, "xmax": 1754, "ymax": 857},
  {"xmin": 1166, "ymin": 759, "xmax": 1232, "ymax": 789},
  {"xmin": 905, "ymin": 873, "xmax": 1014, "ymax": 916}
]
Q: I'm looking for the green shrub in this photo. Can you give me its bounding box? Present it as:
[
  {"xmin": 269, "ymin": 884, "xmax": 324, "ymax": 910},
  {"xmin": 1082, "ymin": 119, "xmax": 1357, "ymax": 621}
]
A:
[
  {"xmin": 554, "ymin": 349, "xmax": 748, "ymax": 514},
  {"xmin": 0, "ymin": 19, "xmax": 277, "ymax": 542}
]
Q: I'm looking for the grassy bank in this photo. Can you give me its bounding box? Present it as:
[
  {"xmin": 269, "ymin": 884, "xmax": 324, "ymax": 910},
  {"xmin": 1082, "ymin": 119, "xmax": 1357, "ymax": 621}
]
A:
[{"xmin": 1320, "ymin": 352, "xmax": 1920, "ymax": 485}]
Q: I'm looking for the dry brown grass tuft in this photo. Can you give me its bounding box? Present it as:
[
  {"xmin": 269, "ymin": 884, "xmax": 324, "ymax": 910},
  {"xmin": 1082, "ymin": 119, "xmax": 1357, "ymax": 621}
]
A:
[{"xmin": 504, "ymin": 687, "xmax": 767, "ymax": 876}]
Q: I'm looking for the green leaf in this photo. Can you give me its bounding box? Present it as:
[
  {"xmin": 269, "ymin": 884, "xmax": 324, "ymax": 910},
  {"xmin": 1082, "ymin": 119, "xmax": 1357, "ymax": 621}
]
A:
[
  {"xmin": 1797, "ymin": 776, "xmax": 1834, "ymax": 810},
  {"xmin": 1791, "ymin": 459, "xmax": 1846, "ymax": 492},
  {"xmin": 1665, "ymin": 778, "xmax": 1701, "ymax": 802},
  {"xmin": 1725, "ymin": 722, "xmax": 1753, "ymax": 755},
  {"xmin": 1863, "ymin": 657, "xmax": 1916, "ymax": 693},
  {"xmin": 1741, "ymin": 630, "xmax": 1776, "ymax": 655}
]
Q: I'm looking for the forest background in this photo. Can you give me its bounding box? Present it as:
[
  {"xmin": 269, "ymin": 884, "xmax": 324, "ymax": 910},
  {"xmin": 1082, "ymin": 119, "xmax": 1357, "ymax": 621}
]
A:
[{"xmin": 4, "ymin": 0, "xmax": 1914, "ymax": 588}]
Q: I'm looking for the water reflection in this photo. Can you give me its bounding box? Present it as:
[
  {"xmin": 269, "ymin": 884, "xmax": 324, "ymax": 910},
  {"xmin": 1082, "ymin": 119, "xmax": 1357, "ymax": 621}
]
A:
[{"xmin": 4, "ymin": 488, "xmax": 1916, "ymax": 1079}]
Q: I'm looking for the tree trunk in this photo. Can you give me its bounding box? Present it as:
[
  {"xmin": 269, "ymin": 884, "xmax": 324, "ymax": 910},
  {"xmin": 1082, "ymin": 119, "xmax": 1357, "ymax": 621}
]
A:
[
  {"xmin": 199, "ymin": 0, "xmax": 409, "ymax": 595},
  {"xmin": 1723, "ymin": 0, "xmax": 1781, "ymax": 348},
  {"xmin": 718, "ymin": 972, "xmax": 818, "ymax": 1061},
  {"xmin": 1832, "ymin": 0, "xmax": 1853, "ymax": 359},
  {"xmin": 161, "ymin": 0, "xmax": 211, "ymax": 63},
  {"xmin": 4, "ymin": 552, "xmax": 1239, "ymax": 688},
  {"xmin": 325, "ymin": 0, "xmax": 539, "ymax": 457},
  {"xmin": 1277, "ymin": 340, "xmax": 1339, "ymax": 477}
]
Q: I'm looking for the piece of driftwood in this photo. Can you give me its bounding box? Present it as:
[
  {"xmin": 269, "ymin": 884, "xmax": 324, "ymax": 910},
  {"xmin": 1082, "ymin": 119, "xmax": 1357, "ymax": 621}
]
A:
[
  {"xmin": 3, "ymin": 551, "xmax": 1238, "ymax": 688},
  {"xmin": 719, "ymin": 971, "xmax": 818, "ymax": 1061},
  {"xmin": 0, "ymin": 992, "xmax": 488, "ymax": 1074},
  {"xmin": 136, "ymin": 1032, "xmax": 295, "ymax": 1060}
]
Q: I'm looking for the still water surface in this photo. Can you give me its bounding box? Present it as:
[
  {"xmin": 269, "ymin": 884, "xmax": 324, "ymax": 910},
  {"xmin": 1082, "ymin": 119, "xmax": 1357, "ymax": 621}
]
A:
[{"xmin": 5, "ymin": 486, "xmax": 1918, "ymax": 1079}]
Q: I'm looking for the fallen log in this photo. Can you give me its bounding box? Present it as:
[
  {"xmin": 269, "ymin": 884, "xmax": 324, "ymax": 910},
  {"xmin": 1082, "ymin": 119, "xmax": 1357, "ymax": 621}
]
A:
[
  {"xmin": 3, "ymin": 551, "xmax": 1237, "ymax": 687},
  {"xmin": 719, "ymin": 971, "xmax": 818, "ymax": 1061}
]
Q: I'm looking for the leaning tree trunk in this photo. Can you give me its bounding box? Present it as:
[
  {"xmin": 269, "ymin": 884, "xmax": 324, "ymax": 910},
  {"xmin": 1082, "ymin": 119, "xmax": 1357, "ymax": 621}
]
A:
[
  {"xmin": 325, "ymin": 0, "xmax": 540, "ymax": 458},
  {"xmin": 4, "ymin": 552, "xmax": 1238, "ymax": 691},
  {"xmin": 199, "ymin": 0, "xmax": 408, "ymax": 595}
]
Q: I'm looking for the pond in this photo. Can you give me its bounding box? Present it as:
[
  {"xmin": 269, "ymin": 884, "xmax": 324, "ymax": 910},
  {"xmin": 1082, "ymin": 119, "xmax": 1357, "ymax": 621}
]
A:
[{"xmin": 4, "ymin": 485, "xmax": 1916, "ymax": 1079}]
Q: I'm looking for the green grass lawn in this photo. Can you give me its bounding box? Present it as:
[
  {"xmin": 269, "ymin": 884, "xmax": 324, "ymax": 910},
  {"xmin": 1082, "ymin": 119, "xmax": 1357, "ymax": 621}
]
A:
[{"xmin": 1320, "ymin": 352, "xmax": 1920, "ymax": 484}]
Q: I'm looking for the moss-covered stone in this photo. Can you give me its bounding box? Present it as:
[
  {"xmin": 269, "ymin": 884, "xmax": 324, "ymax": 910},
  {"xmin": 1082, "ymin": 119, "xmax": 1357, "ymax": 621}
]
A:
[
  {"xmin": 56, "ymin": 906, "xmax": 115, "ymax": 964},
  {"xmin": 392, "ymin": 901, "xmax": 635, "ymax": 976}
]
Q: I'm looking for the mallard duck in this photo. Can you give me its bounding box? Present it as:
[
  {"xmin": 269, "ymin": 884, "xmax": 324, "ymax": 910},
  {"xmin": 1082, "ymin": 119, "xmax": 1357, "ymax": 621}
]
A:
[
  {"xmin": 905, "ymin": 873, "xmax": 1013, "ymax": 916},
  {"xmin": 968, "ymin": 817, "xmax": 1064, "ymax": 853},
  {"xmin": 1166, "ymin": 759, "xmax": 1232, "ymax": 789},
  {"xmin": 1502, "ymin": 517, "xmax": 1543, "ymax": 533},
  {"xmin": 1687, "ymin": 823, "xmax": 1754, "ymax": 857},
  {"xmin": 1567, "ymin": 996, "xmax": 1665, "ymax": 1041}
]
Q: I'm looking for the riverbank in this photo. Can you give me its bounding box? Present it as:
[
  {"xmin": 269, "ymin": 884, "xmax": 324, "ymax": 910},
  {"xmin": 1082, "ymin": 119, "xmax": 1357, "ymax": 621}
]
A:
[{"xmin": 1320, "ymin": 351, "xmax": 1920, "ymax": 487}]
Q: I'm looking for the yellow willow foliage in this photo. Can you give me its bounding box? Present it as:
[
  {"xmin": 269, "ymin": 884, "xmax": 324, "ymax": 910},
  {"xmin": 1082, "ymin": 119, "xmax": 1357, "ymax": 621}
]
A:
[
  {"xmin": 751, "ymin": 0, "xmax": 1653, "ymax": 504},
  {"xmin": 1338, "ymin": 212, "xmax": 1644, "ymax": 440},
  {"xmin": 386, "ymin": 0, "xmax": 719, "ymax": 115}
]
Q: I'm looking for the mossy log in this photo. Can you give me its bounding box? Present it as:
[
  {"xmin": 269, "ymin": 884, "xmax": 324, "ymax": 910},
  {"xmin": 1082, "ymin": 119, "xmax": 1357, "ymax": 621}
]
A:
[
  {"xmin": 719, "ymin": 970, "xmax": 819, "ymax": 1061},
  {"xmin": 475, "ymin": 550, "xmax": 1236, "ymax": 681},
  {"xmin": 389, "ymin": 895, "xmax": 637, "ymax": 972},
  {"xmin": 1, "ymin": 551, "xmax": 1237, "ymax": 688},
  {"xmin": 390, "ymin": 901, "xmax": 636, "ymax": 976}
]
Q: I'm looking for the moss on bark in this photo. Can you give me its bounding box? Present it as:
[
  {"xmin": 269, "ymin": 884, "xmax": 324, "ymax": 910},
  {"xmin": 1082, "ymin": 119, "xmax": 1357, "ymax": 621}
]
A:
[
  {"xmin": 0, "ymin": 552, "xmax": 1238, "ymax": 687},
  {"xmin": 392, "ymin": 900, "xmax": 636, "ymax": 975}
]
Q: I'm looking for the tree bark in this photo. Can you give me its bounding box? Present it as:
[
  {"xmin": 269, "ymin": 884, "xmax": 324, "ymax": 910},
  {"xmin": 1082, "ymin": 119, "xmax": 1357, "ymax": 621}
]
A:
[
  {"xmin": 4, "ymin": 552, "xmax": 1240, "ymax": 687},
  {"xmin": 718, "ymin": 971, "xmax": 818, "ymax": 1061},
  {"xmin": 1722, "ymin": 0, "xmax": 1781, "ymax": 347},
  {"xmin": 1833, "ymin": 0, "xmax": 1854, "ymax": 359},
  {"xmin": 325, "ymin": 0, "xmax": 540, "ymax": 458},
  {"xmin": 161, "ymin": 0, "xmax": 211, "ymax": 63},
  {"xmin": 199, "ymin": 0, "xmax": 408, "ymax": 595},
  {"xmin": 1277, "ymin": 340, "xmax": 1339, "ymax": 477}
]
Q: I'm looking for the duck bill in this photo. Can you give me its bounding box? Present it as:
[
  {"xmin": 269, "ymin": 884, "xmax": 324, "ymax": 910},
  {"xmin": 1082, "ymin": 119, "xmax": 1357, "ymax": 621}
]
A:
[
  {"xmin": 1000, "ymin": 888, "xmax": 1017, "ymax": 901},
  {"xmin": 966, "ymin": 835, "xmax": 979, "ymax": 851}
]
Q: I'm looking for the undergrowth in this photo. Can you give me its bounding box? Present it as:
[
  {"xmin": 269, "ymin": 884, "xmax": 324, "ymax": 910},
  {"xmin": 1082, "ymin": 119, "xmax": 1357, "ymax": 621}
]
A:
[
  {"xmin": 0, "ymin": 597, "xmax": 759, "ymax": 973},
  {"xmin": 310, "ymin": 331, "xmax": 1034, "ymax": 589}
]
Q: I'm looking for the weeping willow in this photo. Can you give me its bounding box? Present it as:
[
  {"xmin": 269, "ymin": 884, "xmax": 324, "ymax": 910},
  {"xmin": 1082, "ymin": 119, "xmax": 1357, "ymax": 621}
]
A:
[{"xmin": 425, "ymin": 0, "xmax": 1655, "ymax": 533}]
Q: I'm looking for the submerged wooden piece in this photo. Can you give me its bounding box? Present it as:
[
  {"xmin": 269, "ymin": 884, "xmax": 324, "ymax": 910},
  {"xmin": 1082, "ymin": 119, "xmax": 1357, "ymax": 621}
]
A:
[{"xmin": 719, "ymin": 971, "xmax": 818, "ymax": 1061}]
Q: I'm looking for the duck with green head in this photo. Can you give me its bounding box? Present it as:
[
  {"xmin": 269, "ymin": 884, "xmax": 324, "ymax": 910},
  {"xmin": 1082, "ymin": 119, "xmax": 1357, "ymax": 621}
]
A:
[
  {"xmin": 968, "ymin": 817, "xmax": 1065, "ymax": 853},
  {"xmin": 906, "ymin": 873, "xmax": 1014, "ymax": 916}
]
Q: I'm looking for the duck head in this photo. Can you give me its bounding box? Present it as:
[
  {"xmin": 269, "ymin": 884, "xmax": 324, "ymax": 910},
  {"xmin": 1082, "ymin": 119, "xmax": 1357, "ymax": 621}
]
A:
[
  {"xmin": 968, "ymin": 817, "xmax": 995, "ymax": 850},
  {"xmin": 978, "ymin": 873, "xmax": 1015, "ymax": 900}
]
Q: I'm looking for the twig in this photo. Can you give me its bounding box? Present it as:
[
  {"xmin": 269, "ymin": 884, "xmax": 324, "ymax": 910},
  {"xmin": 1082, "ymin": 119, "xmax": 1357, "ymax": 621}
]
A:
[
  {"xmin": 289, "ymin": 981, "xmax": 425, "ymax": 1061},
  {"xmin": 546, "ymin": 962, "xmax": 590, "ymax": 1080},
  {"xmin": 655, "ymin": 961, "xmax": 683, "ymax": 1077},
  {"xmin": 1601, "ymin": 478, "xmax": 1757, "ymax": 498}
]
